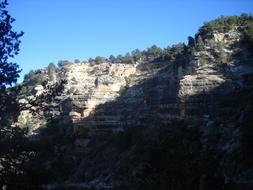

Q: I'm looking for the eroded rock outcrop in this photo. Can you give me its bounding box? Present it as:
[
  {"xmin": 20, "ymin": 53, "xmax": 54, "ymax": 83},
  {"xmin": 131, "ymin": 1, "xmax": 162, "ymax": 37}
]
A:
[{"xmin": 16, "ymin": 17, "xmax": 253, "ymax": 188}]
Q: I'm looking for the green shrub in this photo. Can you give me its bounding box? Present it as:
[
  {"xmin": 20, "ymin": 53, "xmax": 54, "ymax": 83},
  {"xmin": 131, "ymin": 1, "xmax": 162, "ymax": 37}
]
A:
[
  {"xmin": 48, "ymin": 62, "xmax": 57, "ymax": 81},
  {"xmin": 216, "ymin": 42, "xmax": 230, "ymax": 66},
  {"xmin": 94, "ymin": 56, "xmax": 106, "ymax": 64},
  {"xmin": 119, "ymin": 85, "xmax": 128, "ymax": 95},
  {"xmin": 195, "ymin": 35, "xmax": 205, "ymax": 51},
  {"xmin": 58, "ymin": 60, "xmax": 72, "ymax": 67},
  {"xmin": 198, "ymin": 56, "xmax": 209, "ymax": 66},
  {"xmin": 23, "ymin": 70, "xmax": 48, "ymax": 86}
]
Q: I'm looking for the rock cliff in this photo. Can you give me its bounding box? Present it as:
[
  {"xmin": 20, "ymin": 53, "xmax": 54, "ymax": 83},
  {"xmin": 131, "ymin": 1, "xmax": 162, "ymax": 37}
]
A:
[{"xmin": 17, "ymin": 15, "xmax": 253, "ymax": 189}]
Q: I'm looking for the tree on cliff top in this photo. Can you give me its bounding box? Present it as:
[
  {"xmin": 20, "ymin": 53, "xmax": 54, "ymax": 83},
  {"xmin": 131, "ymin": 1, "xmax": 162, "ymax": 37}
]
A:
[{"xmin": 48, "ymin": 62, "xmax": 57, "ymax": 82}]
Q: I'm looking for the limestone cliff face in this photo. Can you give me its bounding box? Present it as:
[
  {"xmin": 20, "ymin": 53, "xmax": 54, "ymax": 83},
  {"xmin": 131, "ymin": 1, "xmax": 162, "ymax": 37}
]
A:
[
  {"xmin": 19, "ymin": 25, "xmax": 253, "ymax": 134},
  {"xmin": 61, "ymin": 62, "xmax": 137, "ymax": 118},
  {"xmin": 17, "ymin": 21, "xmax": 253, "ymax": 187}
]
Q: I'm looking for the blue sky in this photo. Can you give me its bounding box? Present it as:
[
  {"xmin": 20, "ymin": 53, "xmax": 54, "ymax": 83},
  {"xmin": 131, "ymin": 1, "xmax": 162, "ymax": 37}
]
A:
[{"xmin": 8, "ymin": 0, "xmax": 253, "ymax": 82}]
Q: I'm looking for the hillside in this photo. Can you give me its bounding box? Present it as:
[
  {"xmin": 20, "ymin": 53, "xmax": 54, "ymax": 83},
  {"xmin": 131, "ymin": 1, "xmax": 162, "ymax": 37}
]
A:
[{"xmin": 14, "ymin": 15, "xmax": 253, "ymax": 189}]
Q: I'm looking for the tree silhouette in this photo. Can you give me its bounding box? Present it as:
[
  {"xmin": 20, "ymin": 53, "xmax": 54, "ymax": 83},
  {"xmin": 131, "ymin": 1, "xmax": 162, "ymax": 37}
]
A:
[
  {"xmin": 0, "ymin": 0, "xmax": 23, "ymax": 127},
  {"xmin": 0, "ymin": 1, "xmax": 29, "ymax": 189},
  {"xmin": 0, "ymin": 0, "xmax": 23, "ymax": 89}
]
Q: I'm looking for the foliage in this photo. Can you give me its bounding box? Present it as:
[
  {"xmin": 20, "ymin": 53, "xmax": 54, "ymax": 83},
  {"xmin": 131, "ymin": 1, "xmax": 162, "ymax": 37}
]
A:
[
  {"xmin": 118, "ymin": 85, "xmax": 128, "ymax": 95},
  {"xmin": 195, "ymin": 35, "xmax": 205, "ymax": 51},
  {"xmin": 0, "ymin": 0, "xmax": 23, "ymax": 132},
  {"xmin": 48, "ymin": 62, "xmax": 57, "ymax": 81},
  {"xmin": 116, "ymin": 54, "xmax": 124, "ymax": 63},
  {"xmin": 216, "ymin": 42, "xmax": 230, "ymax": 66},
  {"xmin": 146, "ymin": 45, "xmax": 163, "ymax": 61},
  {"xmin": 23, "ymin": 69, "xmax": 47, "ymax": 86},
  {"xmin": 0, "ymin": 87, "xmax": 19, "ymax": 127},
  {"xmin": 19, "ymin": 118, "xmax": 35, "ymax": 134},
  {"xmin": 0, "ymin": 126, "xmax": 37, "ymax": 189},
  {"xmin": 197, "ymin": 14, "xmax": 253, "ymax": 37},
  {"xmin": 109, "ymin": 55, "xmax": 116, "ymax": 63},
  {"xmin": 170, "ymin": 43, "xmax": 187, "ymax": 59},
  {"xmin": 94, "ymin": 56, "xmax": 106, "ymax": 64},
  {"xmin": 86, "ymin": 43, "xmax": 188, "ymax": 65},
  {"xmin": 131, "ymin": 49, "xmax": 142, "ymax": 62},
  {"xmin": 0, "ymin": 0, "xmax": 23, "ymax": 89},
  {"xmin": 74, "ymin": 59, "xmax": 80, "ymax": 63},
  {"xmin": 122, "ymin": 52, "xmax": 134, "ymax": 64},
  {"xmin": 187, "ymin": 36, "xmax": 195, "ymax": 47},
  {"xmin": 198, "ymin": 56, "xmax": 210, "ymax": 67},
  {"xmin": 57, "ymin": 60, "xmax": 72, "ymax": 67},
  {"xmin": 0, "ymin": 2, "xmax": 66, "ymax": 184},
  {"xmin": 88, "ymin": 57, "xmax": 94, "ymax": 63}
]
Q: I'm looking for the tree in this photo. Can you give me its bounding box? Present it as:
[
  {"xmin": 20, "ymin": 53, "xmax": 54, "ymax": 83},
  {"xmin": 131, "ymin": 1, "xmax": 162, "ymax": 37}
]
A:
[
  {"xmin": 147, "ymin": 45, "xmax": 162, "ymax": 60},
  {"xmin": 48, "ymin": 62, "xmax": 57, "ymax": 82},
  {"xmin": 109, "ymin": 55, "xmax": 116, "ymax": 63},
  {"xmin": 74, "ymin": 59, "xmax": 80, "ymax": 63},
  {"xmin": 88, "ymin": 57, "xmax": 94, "ymax": 63},
  {"xmin": 23, "ymin": 70, "xmax": 47, "ymax": 86},
  {"xmin": 0, "ymin": 1, "xmax": 28, "ymax": 189},
  {"xmin": 57, "ymin": 60, "xmax": 71, "ymax": 67},
  {"xmin": 123, "ymin": 52, "xmax": 133, "ymax": 64},
  {"xmin": 195, "ymin": 35, "xmax": 205, "ymax": 51},
  {"xmin": 216, "ymin": 42, "xmax": 229, "ymax": 66},
  {"xmin": 0, "ymin": 0, "xmax": 23, "ymax": 124},
  {"xmin": 0, "ymin": 1, "xmax": 59, "ymax": 188},
  {"xmin": 94, "ymin": 56, "xmax": 106, "ymax": 64},
  {"xmin": 0, "ymin": 0, "xmax": 23, "ymax": 89},
  {"xmin": 163, "ymin": 43, "xmax": 186, "ymax": 61},
  {"xmin": 187, "ymin": 36, "xmax": 195, "ymax": 47},
  {"xmin": 131, "ymin": 49, "xmax": 142, "ymax": 62},
  {"xmin": 116, "ymin": 54, "xmax": 124, "ymax": 63}
]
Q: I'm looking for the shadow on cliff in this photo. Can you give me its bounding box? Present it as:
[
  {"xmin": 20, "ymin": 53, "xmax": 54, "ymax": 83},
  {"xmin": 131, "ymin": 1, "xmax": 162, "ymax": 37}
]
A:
[
  {"xmin": 74, "ymin": 57, "xmax": 248, "ymax": 133},
  {"xmin": 65, "ymin": 54, "xmax": 253, "ymax": 189},
  {"xmin": 75, "ymin": 55, "xmax": 195, "ymax": 135}
]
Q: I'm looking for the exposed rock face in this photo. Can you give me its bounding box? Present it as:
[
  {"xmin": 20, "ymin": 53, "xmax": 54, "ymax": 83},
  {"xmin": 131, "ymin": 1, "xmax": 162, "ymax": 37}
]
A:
[
  {"xmin": 59, "ymin": 62, "xmax": 138, "ymax": 120},
  {"xmin": 19, "ymin": 26, "xmax": 253, "ymax": 138},
  {"xmin": 17, "ymin": 20, "xmax": 253, "ymax": 188},
  {"xmin": 55, "ymin": 61, "xmax": 179, "ymax": 132},
  {"xmin": 33, "ymin": 85, "xmax": 44, "ymax": 96}
]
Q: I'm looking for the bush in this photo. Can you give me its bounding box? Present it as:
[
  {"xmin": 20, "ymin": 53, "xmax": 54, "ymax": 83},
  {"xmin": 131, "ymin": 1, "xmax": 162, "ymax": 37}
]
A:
[
  {"xmin": 48, "ymin": 62, "xmax": 57, "ymax": 81},
  {"xmin": 58, "ymin": 60, "xmax": 72, "ymax": 67},
  {"xmin": 216, "ymin": 42, "xmax": 230, "ymax": 66},
  {"xmin": 198, "ymin": 56, "xmax": 210, "ymax": 66},
  {"xmin": 197, "ymin": 14, "xmax": 253, "ymax": 38},
  {"xmin": 119, "ymin": 85, "xmax": 128, "ymax": 95},
  {"xmin": 94, "ymin": 56, "xmax": 106, "ymax": 64},
  {"xmin": 195, "ymin": 35, "xmax": 205, "ymax": 51},
  {"xmin": 74, "ymin": 59, "xmax": 80, "ymax": 63},
  {"xmin": 23, "ymin": 70, "xmax": 47, "ymax": 86}
]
